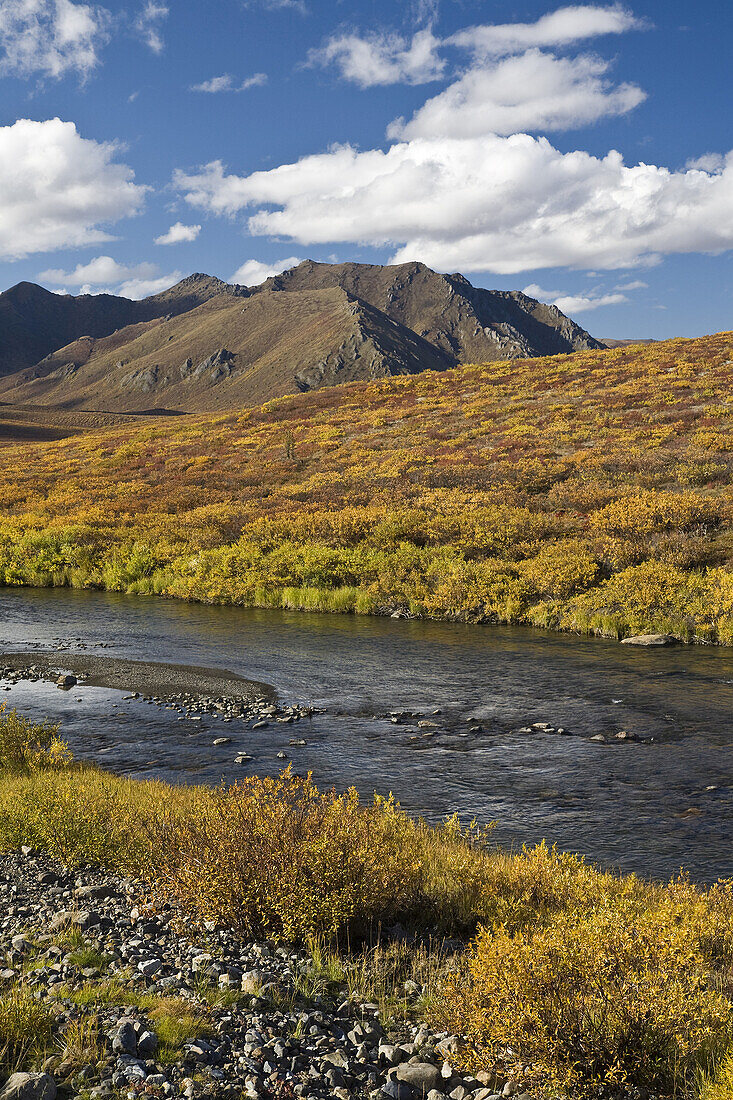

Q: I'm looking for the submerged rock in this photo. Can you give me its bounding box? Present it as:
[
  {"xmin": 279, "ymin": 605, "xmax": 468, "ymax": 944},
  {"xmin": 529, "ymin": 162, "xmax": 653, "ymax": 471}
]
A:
[{"xmin": 621, "ymin": 634, "xmax": 678, "ymax": 647}]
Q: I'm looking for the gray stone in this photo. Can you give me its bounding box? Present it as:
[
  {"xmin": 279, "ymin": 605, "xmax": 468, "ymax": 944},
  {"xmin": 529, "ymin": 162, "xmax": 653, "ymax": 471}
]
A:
[
  {"xmin": 112, "ymin": 1020, "xmax": 138, "ymax": 1055},
  {"xmin": 448, "ymin": 1088, "xmax": 471, "ymax": 1100},
  {"xmin": 396, "ymin": 1063, "xmax": 443, "ymax": 1095},
  {"xmin": 0, "ymin": 1075, "xmax": 57, "ymax": 1100},
  {"xmin": 379, "ymin": 1043, "xmax": 407, "ymax": 1066},
  {"xmin": 136, "ymin": 1030, "xmax": 158, "ymax": 1057},
  {"xmin": 621, "ymin": 633, "xmax": 678, "ymax": 646},
  {"xmin": 138, "ymin": 957, "xmax": 162, "ymax": 977}
]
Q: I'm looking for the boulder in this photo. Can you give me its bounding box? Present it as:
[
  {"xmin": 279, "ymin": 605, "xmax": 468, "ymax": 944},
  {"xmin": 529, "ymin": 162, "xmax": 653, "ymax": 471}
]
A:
[
  {"xmin": 55, "ymin": 674, "xmax": 77, "ymax": 689},
  {"xmin": 620, "ymin": 634, "xmax": 678, "ymax": 646},
  {"xmin": 0, "ymin": 1075, "xmax": 57, "ymax": 1100},
  {"xmin": 111, "ymin": 1019, "xmax": 137, "ymax": 1055},
  {"xmin": 136, "ymin": 1030, "xmax": 158, "ymax": 1057},
  {"xmin": 396, "ymin": 1063, "xmax": 443, "ymax": 1095}
]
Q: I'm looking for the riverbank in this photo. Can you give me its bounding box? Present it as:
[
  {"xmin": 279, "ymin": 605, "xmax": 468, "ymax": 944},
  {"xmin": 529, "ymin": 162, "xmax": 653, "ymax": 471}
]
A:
[
  {"xmin": 0, "ymin": 850, "xmax": 467, "ymax": 1100},
  {"xmin": 0, "ymin": 651, "xmax": 275, "ymax": 703},
  {"xmin": 2, "ymin": 709, "xmax": 733, "ymax": 1099}
]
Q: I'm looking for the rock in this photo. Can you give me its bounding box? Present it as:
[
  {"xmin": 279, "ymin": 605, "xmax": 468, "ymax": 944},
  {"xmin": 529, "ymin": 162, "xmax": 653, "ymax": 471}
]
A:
[
  {"xmin": 55, "ymin": 674, "xmax": 77, "ymax": 689},
  {"xmin": 0, "ymin": 1076, "xmax": 56, "ymax": 1100},
  {"xmin": 213, "ymin": 737, "xmax": 232, "ymax": 746},
  {"xmin": 379, "ymin": 1044, "xmax": 406, "ymax": 1066},
  {"xmin": 382, "ymin": 1082, "xmax": 415, "ymax": 1100},
  {"xmin": 621, "ymin": 633, "xmax": 678, "ymax": 646},
  {"xmin": 112, "ymin": 1019, "xmax": 138, "ymax": 1055},
  {"xmin": 48, "ymin": 911, "xmax": 74, "ymax": 933},
  {"xmin": 138, "ymin": 957, "xmax": 162, "ymax": 977},
  {"xmin": 435, "ymin": 1038, "xmax": 459, "ymax": 1060},
  {"xmin": 136, "ymin": 1030, "xmax": 158, "ymax": 1057},
  {"xmin": 589, "ymin": 734, "xmax": 607, "ymax": 742},
  {"xmin": 396, "ymin": 1063, "xmax": 443, "ymax": 1095},
  {"xmin": 241, "ymin": 970, "xmax": 265, "ymax": 994}
]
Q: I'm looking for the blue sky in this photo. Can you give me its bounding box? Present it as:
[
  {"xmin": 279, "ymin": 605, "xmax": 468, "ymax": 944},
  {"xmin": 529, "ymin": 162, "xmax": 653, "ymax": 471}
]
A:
[{"xmin": 0, "ymin": 0, "xmax": 730, "ymax": 338}]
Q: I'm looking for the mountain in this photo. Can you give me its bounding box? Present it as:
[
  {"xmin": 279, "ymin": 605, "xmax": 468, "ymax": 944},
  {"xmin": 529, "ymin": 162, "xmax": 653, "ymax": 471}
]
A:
[
  {"xmin": 0, "ymin": 273, "xmax": 242, "ymax": 379},
  {"xmin": 0, "ymin": 261, "xmax": 603, "ymax": 412},
  {"xmin": 259, "ymin": 260, "xmax": 603, "ymax": 362},
  {"xmin": 0, "ymin": 286, "xmax": 451, "ymax": 412}
]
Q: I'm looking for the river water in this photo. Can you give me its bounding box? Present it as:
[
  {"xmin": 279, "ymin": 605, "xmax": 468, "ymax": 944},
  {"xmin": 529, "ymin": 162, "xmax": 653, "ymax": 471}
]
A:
[{"xmin": 1, "ymin": 586, "xmax": 732, "ymax": 883}]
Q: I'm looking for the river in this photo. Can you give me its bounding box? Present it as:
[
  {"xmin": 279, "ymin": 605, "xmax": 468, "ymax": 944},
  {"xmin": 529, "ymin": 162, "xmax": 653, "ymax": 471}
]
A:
[{"xmin": 1, "ymin": 586, "xmax": 732, "ymax": 883}]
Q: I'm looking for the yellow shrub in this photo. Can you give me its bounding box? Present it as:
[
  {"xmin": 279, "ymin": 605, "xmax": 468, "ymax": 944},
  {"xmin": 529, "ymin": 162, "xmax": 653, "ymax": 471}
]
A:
[
  {"xmin": 590, "ymin": 490, "xmax": 720, "ymax": 538},
  {"xmin": 0, "ymin": 705, "xmax": 71, "ymax": 774},
  {"xmin": 442, "ymin": 897, "xmax": 733, "ymax": 1097},
  {"xmin": 519, "ymin": 539, "xmax": 599, "ymax": 599},
  {"xmin": 148, "ymin": 771, "xmax": 425, "ymax": 941}
]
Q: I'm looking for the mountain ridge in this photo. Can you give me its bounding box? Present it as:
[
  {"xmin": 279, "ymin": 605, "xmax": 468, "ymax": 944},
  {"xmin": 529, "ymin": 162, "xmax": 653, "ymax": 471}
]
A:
[{"xmin": 0, "ymin": 260, "xmax": 604, "ymax": 412}]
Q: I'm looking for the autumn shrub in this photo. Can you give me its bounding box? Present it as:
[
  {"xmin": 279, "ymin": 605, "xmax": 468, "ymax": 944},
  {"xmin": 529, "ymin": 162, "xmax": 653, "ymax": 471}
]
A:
[
  {"xmin": 0, "ymin": 765, "xmax": 195, "ymax": 867},
  {"xmin": 701, "ymin": 1053, "xmax": 733, "ymax": 1100},
  {"xmin": 1, "ymin": 330, "xmax": 733, "ymax": 643},
  {"xmin": 442, "ymin": 897, "xmax": 733, "ymax": 1098},
  {"xmin": 519, "ymin": 539, "xmax": 599, "ymax": 599},
  {"xmin": 147, "ymin": 772, "xmax": 425, "ymax": 940},
  {"xmin": 0, "ymin": 706, "xmax": 71, "ymax": 774}
]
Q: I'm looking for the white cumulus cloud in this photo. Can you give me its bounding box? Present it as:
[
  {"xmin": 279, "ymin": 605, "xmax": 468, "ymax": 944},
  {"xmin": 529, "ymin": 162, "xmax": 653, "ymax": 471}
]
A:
[
  {"xmin": 40, "ymin": 255, "xmax": 156, "ymax": 285},
  {"xmin": 39, "ymin": 255, "xmax": 182, "ymax": 298},
  {"xmin": 388, "ymin": 50, "xmax": 645, "ymax": 139},
  {"xmin": 524, "ymin": 283, "xmax": 628, "ymax": 312},
  {"xmin": 309, "ymin": 28, "xmax": 444, "ymax": 88},
  {"xmin": 173, "ymin": 137, "xmax": 733, "ymax": 275},
  {"xmin": 0, "ymin": 118, "xmax": 146, "ymax": 261},
  {"xmin": 0, "ymin": 0, "xmax": 110, "ymax": 80},
  {"xmin": 447, "ymin": 4, "xmax": 644, "ymax": 58},
  {"xmin": 231, "ymin": 256, "xmax": 302, "ymax": 286},
  {"xmin": 154, "ymin": 222, "xmax": 201, "ymax": 245},
  {"xmin": 116, "ymin": 272, "xmax": 182, "ymax": 298}
]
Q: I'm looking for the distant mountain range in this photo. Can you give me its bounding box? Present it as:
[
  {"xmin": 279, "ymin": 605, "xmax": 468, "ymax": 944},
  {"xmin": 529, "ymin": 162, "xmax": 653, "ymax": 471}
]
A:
[{"xmin": 0, "ymin": 261, "xmax": 604, "ymax": 412}]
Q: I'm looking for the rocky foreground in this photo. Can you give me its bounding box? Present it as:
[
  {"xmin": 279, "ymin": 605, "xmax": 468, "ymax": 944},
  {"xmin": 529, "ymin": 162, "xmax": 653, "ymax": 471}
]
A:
[{"xmin": 0, "ymin": 852, "xmax": 519, "ymax": 1100}]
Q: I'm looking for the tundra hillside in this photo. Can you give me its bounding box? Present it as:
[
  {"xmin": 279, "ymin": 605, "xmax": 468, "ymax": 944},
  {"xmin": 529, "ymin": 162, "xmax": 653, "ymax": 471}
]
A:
[{"xmin": 1, "ymin": 332, "xmax": 733, "ymax": 642}]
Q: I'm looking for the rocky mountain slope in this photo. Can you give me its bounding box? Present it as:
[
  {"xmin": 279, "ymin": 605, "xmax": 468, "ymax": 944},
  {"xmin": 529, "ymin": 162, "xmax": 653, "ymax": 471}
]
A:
[
  {"xmin": 0, "ymin": 286, "xmax": 450, "ymax": 412},
  {"xmin": 260, "ymin": 260, "xmax": 603, "ymax": 363},
  {"xmin": 0, "ymin": 273, "xmax": 241, "ymax": 378},
  {"xmin": 0, "ymin": 261, "xmax": 602, "ymax": 412}
]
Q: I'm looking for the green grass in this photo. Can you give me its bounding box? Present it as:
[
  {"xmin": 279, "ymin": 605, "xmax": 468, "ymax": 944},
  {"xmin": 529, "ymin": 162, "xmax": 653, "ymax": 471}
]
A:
[{"xmin": 0, "ymin": 985, "xmax": 57, "ymax": 1075}]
